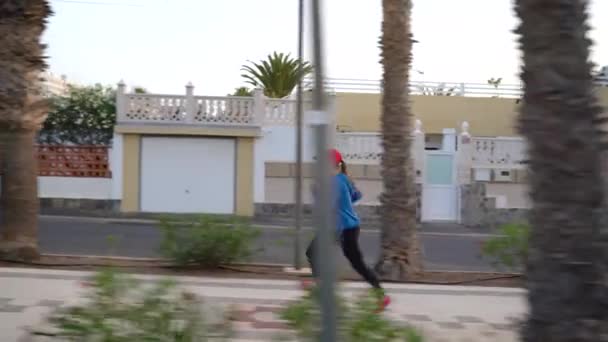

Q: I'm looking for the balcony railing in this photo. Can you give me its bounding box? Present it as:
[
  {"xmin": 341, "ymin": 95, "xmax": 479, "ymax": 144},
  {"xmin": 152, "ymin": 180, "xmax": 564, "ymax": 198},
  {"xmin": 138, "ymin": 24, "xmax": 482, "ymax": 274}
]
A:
[
  {"xmin": 305, "ymin": 77, "xmax": 608, "ymax": 98},
  {"xmin": 304, "ymin": 78, "xmax": 524, "ymax": 98},
  {"xmin": 116, "ymin": 83, "xmax": 312, "ymax": 126},
  {"xmin": 336, "ymin": 131, "xmax": 528, "ymax": 169}
]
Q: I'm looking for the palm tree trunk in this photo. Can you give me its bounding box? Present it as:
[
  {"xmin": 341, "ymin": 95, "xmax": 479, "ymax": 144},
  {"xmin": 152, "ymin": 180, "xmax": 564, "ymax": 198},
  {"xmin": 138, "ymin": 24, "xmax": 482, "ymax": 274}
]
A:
[
  {"xmin": 0, "ymin": 0, "xmax": 52, "ymax": 261},
  {"xmin": 375, "ymin": 0, "xmax": 421, "ymax": 281},
  {"xmin": 0, "ymin": 130, "xmax": 40, "ymax": 260},
  {"xmin": 516, "ymin": 0, "xmax": 608, "ymax": 340}
]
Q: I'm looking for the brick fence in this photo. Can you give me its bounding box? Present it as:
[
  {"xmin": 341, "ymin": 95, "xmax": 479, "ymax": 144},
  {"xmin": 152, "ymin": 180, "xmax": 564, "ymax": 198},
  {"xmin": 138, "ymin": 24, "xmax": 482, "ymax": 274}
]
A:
[{"xmin": 0, "ymin": 145, "xmax": 110, "ymax": 178}]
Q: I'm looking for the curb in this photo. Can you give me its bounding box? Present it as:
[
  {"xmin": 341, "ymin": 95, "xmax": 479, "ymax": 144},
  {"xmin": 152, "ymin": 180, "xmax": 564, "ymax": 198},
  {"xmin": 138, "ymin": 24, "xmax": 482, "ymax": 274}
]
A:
[
  {"xmin": 34, "ymin": 254, "xmax": 522, "ymax": 277},
  {"xmin": 39, "ymin": 254, "xmax": 293, "ymax": 268},
  {"xmin": 39, "ymin": 215, "xmax": 502, "ymax": 237}
]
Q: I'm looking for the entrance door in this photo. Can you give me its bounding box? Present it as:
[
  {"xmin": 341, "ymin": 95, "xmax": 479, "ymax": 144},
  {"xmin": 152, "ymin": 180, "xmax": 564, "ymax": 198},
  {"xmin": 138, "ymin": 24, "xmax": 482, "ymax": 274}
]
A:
[{"xmin": 421, "ymin": 151, "xmax": 458, "ymax": 222}]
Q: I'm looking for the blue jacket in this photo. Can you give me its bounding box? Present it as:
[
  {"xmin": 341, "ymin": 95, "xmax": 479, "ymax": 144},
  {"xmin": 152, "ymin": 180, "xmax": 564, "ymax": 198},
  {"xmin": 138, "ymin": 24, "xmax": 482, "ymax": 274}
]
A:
[
  {"xmin": 311, "ymin": 173, "xmax": 362, "ymax": 231},
  {"xmin": 334, "ymin": 173, "xmax": 362, "ymax": 231}
]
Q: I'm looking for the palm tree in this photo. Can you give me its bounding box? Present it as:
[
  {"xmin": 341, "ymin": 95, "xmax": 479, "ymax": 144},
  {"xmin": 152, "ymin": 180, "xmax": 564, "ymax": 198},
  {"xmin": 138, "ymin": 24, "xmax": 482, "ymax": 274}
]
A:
[
  {"xmin": 241, "ymin": 52, "xmax": 312, "ymax": 98},
  {"xmin": 0, "ymin": 0, "xmax": 52, "ymax": 261},
  {"xmin": 515, "ymin": 0, "xmax": 608, "ymax": 340},
  {"xmin": 133, "ymin": 86, "xmax": 147, "ymax": 94},
  {"xmin": 374, "ymin": 0, "xmax": 421, "ymax": 281},
  {"xmin": 228, "ymin": 86, "xmax": 253, "ymax": 97}
]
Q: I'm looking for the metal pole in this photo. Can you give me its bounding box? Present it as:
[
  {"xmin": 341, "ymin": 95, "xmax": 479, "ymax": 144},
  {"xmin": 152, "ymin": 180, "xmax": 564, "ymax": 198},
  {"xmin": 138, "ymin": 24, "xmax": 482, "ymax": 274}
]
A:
[
  {"xmin": 309, "ymin": 0, "xmax": 336, "ymax": 340},
  {"xmin": 293, "ymin": 0, "xmax": 304, "ymax": 270}
]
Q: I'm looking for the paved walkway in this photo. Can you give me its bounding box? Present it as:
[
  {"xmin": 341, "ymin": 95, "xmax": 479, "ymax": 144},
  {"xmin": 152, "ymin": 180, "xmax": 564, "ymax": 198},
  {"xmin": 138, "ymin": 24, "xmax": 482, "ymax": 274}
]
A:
[{"xmin": 1, "ymin": 267, "xmax": 526, "ymax": 341}]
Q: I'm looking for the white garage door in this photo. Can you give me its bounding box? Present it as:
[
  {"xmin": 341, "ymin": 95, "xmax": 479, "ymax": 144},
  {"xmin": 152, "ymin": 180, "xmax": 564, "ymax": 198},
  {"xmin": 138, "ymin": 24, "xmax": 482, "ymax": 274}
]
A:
[{"xmin": 140, "ymin": 137, "xmax": 235, "ymax": 214}]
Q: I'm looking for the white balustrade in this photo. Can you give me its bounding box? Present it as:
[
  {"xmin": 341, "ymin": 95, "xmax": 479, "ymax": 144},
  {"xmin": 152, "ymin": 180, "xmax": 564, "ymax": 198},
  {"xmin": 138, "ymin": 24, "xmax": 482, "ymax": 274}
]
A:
[
  {"xmin": 336, "ymin": 132, "xmax": 383, "ymax": 164},
  {"xmin": 194, "ymin": 96, "xmax": 255, "ymax": 125},
  {"xmin": 456, "ymin": 121, "xmax": 473, "ymax": 184},
  {"xmin": 471, "ymin": 136, "xmax": 527, "ymax": 169},
  {"xmin": 116, "ymin": 82, "xmax": 318, "ymax": 127},
  {"xmin": 123, "ymin": 94, "xmax": 188, "ymax": 123},
  {"xmin": 264, "ymin": 98, "xmax": 297, "ymax": 125},
  {"xmin": 336, "ymin": 126, "xmax": 428, "ymax": 166}
]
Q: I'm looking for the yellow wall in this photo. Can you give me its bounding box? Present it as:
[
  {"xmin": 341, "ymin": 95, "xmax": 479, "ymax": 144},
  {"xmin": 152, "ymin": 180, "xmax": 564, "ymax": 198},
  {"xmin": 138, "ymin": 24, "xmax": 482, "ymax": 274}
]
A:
[
  {"xmin": 335, "ymin": 88, "xmax": 608, "ymax": 136},
  {"xmin": 235, "ymin": 137, "xmax": 255, "ymax": 216},
  {"xmin": 599, "ymin": 87, "xmax": 608, "ymax": 108},
  {"xmin": 121, "ymin": 134, "xmax": 140, "ymax": 212}
]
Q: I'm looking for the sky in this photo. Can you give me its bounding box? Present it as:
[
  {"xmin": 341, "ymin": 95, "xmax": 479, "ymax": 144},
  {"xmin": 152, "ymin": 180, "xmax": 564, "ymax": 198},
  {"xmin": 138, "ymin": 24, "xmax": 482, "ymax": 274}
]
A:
[{"xmin": 44, "ymin": 0, "xmax": 608, "ymax": 96}]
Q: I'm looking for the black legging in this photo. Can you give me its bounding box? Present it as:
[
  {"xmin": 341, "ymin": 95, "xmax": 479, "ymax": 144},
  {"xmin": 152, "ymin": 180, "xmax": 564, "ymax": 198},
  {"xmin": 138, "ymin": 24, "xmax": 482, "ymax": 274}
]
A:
[{"xmin": 306, "ymin": 227, "xmax": 382, "ymax": 289}]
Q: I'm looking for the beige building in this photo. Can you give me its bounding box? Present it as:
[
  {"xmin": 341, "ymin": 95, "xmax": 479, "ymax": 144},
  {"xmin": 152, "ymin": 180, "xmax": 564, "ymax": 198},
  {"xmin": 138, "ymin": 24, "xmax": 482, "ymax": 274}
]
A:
[
  {"xmin": 40, "ymin": 72, "xmax": 71, "ymax": 97},
  {"xmin": 334, "ymin": 88, "xmax": 608, "ymax": 137}
]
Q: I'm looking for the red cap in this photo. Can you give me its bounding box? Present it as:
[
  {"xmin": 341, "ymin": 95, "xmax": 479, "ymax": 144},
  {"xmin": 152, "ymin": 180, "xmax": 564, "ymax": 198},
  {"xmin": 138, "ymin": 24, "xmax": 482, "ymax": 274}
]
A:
[{"xmin": 329, "ymin": 148, "xmax": 343, "ymax": 166}]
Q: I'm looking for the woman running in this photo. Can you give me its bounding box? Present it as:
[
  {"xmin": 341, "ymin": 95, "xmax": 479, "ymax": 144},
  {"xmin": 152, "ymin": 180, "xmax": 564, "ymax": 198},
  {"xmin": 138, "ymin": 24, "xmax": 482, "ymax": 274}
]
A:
[{"xmin": 304, "ymin": 148, "xmax": 390, "ymax": 311}]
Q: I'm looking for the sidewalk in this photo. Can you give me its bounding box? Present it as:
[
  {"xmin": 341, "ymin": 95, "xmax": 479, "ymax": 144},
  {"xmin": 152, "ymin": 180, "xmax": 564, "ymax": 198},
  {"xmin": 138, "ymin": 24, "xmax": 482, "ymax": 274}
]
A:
[{"xmin": 1, "ymin": 267, "xmax": 526, "ymax": 341}]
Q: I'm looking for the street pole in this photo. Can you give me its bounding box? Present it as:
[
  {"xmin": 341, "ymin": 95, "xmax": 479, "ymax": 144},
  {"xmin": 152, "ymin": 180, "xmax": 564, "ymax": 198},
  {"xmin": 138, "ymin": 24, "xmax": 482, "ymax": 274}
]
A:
[
  {"xmin": 309, "ymin": 0, "xmax": 337, "ymax": 340},
  {"xmin": 293, "ymin": 0, "xmax": 304, "ymax": 270}
]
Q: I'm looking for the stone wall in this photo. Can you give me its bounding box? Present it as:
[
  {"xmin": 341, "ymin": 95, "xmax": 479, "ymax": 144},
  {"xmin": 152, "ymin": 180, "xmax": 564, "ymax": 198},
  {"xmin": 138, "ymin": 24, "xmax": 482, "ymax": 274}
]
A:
[
  {"xmin": 255, "ymin": 184, "xmax": 422, "ymax": 229},
  {"xmin": 460, "ymin": 183, "xmax": 528, "ymax": 230},
  {"xmin": 39, "ymin": 198, "xmax": 120, "ymax": 216},
  {"xmin": 264, "ymin": 162, "xmax": 386, "ymax": 205}
]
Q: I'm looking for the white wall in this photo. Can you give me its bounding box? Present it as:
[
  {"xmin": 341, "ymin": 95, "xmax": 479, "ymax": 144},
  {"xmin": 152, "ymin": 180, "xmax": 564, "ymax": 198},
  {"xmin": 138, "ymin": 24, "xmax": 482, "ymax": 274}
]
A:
[
  {"xmin": 485, "ymin": 183, "xmax": 530, "ymax": 209},
  {"xmin": 38, "ymin": 177, "xmax": 113, "ymax": 199},
  {"xmin": 0, "ymin": 135, "xmax": 121, "ymax": 201},
  {"xmin": 265, "ymin": 177, "xmax": 382, "ymax": 205},
  {"xmin": 0, "ymin": 176, "xmax": 113, "ymax": 199},
  {"xmin": 253, "ymin": 125, "xmax": 317, "ymax": 203},
  {"xmin": 109, "ymin": 133, "xmax": 123, "ymax": 200}
]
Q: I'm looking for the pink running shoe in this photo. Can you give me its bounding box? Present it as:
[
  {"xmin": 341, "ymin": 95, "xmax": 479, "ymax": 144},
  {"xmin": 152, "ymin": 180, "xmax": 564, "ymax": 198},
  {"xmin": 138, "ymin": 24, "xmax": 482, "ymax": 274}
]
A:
[
  {"xmin": 376, "ymin": 295, "xmax": 391, "ymax": 313},
  {"xmin": 300, "ymin": 279, "xmax": 315, "ymax": 291}
]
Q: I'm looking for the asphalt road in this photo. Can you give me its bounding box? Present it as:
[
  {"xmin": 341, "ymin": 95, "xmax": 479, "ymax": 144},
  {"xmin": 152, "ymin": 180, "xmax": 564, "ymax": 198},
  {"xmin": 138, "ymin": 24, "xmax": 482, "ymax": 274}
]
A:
[{"xmin": 37, "ymin": 216, "xmax": 497, "ymax": 272}]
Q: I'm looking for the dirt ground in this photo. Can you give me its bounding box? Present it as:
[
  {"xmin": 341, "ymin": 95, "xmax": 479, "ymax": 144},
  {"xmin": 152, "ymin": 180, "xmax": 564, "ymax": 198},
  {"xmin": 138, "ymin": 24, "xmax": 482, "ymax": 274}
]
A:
[{"xmin": 0, "ymin": 255, "xmax": 523, "ymax": 288}]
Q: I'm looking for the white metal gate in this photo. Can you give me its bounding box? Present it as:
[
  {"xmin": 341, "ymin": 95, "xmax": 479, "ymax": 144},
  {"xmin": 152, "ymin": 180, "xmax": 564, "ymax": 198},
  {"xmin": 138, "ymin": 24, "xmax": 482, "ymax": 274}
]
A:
[{"xmin": 421, "ymin": 151, "xmax": 459, "ymax": 222}]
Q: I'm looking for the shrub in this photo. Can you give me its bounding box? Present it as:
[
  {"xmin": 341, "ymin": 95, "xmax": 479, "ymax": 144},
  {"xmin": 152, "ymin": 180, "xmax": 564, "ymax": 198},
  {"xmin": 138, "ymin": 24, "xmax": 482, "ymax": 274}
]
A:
[
  {"xmin": 39, "ymin": 84, "xmax": 116, "ymax": 145},
  {"xmin": 481, "ymin": 223, "xmax": 529, "ymax": 271},
  {"xmin": 48, "ymin": 268, "xmax": 232, "ymax": 341},
  {"xmin": 280, "ymin": 287, "xmax": 424, "ymax": 341},
  {"xmin": 159, "ymin": 215, "xmax": 260, "ymax": 267}
]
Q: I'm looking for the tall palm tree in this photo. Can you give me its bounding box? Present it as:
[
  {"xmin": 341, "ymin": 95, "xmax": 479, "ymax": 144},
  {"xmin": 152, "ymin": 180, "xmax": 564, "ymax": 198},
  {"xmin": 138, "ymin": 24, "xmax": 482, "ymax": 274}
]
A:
[
  {"xmin": 374, "ymin": 0, "xmax": 421, "ymax": 281},
  {"xmin": 515, "ymin": 0, "xmax": 608, "ymax": 340},
  {"xmin": 241, "ymin": 52, "xmax": 312, "ymax": 98},
  {"xmin": 0, "ymin": 0, "xmax": 52, "ymax": 261}
]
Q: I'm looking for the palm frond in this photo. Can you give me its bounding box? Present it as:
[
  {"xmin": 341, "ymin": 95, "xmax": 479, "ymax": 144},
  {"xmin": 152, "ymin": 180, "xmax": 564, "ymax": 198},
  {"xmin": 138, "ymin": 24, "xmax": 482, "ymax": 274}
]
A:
[{"xmin": 240, "ymin": 52, "xmax": 313, "ymax": 98}]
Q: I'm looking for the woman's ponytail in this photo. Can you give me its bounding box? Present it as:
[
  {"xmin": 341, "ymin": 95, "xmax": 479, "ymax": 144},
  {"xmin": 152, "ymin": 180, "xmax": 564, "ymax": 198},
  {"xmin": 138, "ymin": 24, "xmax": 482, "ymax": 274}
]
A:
[{"xmin": 339, "ymin": 161, "xmax": 348, "ymax": 175}]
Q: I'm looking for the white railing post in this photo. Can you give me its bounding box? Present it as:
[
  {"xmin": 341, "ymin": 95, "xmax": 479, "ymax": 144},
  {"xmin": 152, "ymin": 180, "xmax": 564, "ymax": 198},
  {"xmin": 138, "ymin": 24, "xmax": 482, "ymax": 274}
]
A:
[
  {"xmin": 442, "ymin": 128, "xmax": 457, "ymax": 152},
  {"xmin": 253, "ymin": 88, "xmax": 266, "ymax": 125},
  {"xmin": 116, "ymin": 80, "xmax": 127, "ymax": 122},
  {"xmin": 456, "ymin": 121, "xmax": 473, "ymax": 184},
  {"xmin": 459, "ymin": 83, "xmax": 466, "ymax": 96},
  {"xmin": 412, "ymin": 119, "xmax": 425, "ymax": 183},
  {"xmin": 185, "ymin": 82, "xmax": 195, "ymax": 123}
]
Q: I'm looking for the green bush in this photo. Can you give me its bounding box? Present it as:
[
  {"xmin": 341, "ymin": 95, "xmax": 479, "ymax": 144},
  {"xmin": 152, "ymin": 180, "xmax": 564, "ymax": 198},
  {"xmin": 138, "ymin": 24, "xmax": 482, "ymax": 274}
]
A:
[
  {"xmin": 40, "ymin": 84, "xmax": 116, "ymax": 145},
  {"xmin": 481, "ymin": 223, "xmax": 529, "ymax": 271},
  {"xmin": 48, "ymin": 269, "xmax": 231, "ymax": 341},
  {"xmin": 280, "ymin": 287, "xmax": 424, "ymax": 341},
  {"xmin": 159, "ymin": 215, "xmax": 260, "ymax": 267}
]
